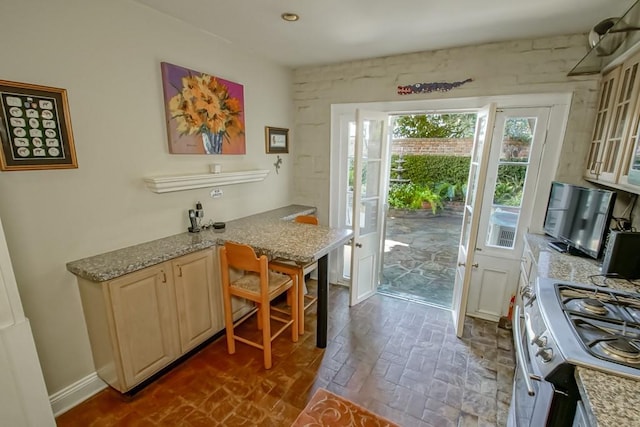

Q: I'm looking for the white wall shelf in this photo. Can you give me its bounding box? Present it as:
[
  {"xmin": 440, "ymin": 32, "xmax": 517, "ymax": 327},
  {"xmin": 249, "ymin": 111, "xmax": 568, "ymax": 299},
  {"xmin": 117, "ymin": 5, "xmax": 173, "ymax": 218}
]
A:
[{"xmin": 143, "ymin": 169, "xmax": 270, "ymax": 193}]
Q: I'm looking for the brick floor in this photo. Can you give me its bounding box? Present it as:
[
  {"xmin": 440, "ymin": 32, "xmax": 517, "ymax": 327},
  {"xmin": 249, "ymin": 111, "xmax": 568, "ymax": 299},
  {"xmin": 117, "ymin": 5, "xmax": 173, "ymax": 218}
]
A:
[{"xmin": 56, "ymin": 283, "xmax": 514, "ymax": 427}]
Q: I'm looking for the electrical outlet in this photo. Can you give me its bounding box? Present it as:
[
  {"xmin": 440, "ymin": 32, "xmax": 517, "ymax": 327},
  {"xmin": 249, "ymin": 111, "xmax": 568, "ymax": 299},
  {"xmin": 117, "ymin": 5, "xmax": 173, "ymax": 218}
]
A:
[{"xmin": 210, "ymin": 188, "xmax": 223, "ymax": 199}]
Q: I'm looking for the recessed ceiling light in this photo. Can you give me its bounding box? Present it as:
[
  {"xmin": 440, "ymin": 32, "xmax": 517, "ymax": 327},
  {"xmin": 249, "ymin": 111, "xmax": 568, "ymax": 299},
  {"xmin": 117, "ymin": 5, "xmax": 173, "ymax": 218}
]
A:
[{"xmin": 281, "ymin": 13, "xmax": 299, "ymax": 22}]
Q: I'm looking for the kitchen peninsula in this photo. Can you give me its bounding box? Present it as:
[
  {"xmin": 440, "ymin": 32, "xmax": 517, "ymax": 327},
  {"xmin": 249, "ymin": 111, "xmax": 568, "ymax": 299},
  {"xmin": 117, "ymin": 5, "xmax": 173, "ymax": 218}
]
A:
[{"xmin": 67, "ymin": 205, "xmax": 352, "ymax": 392}]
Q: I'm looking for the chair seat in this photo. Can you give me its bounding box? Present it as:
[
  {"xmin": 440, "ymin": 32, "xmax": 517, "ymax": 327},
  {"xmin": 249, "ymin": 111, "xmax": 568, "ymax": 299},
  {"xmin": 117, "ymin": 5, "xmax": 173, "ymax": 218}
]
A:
[{"xmin": 231, "ymin": 270, "xmax": 292, "ymax": 296}]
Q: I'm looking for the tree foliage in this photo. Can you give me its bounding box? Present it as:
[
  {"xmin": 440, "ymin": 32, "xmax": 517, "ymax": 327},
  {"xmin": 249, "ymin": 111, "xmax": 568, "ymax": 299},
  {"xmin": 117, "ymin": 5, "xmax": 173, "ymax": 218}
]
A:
[{"xmin": 393, "ymin": 114, "xmax": 476, "ymax": 138}]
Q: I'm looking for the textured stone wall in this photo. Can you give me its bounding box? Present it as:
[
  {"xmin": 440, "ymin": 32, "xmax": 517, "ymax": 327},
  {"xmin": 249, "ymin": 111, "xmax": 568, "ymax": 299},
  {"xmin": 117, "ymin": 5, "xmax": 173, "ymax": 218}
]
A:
[{"xmin": 291, "ymin": 34, "xmax": 600, "ymax": 221}]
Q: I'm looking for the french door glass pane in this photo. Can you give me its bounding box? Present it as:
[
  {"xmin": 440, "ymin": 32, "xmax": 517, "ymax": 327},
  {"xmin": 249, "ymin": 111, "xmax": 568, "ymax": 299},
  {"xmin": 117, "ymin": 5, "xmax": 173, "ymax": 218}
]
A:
[
  {"xmin": 363, "ymin": 120, "xmax": 383, "ymax": 158},
  {"xmin": 346, "ymin": 122, "xmax": 356, "ymax": 228},
  {"xmin": 359, "ymin": 200, "xmax": 378, "ymax": 236},
  {"xmin": 498, "ymin": 118, "xmax": 535, "ymax": 162},
  {"xmin": 362, "ymin": 161, "xmax": 381, "ymax": 198},
  {"xmin": 486, "ymin": 115, "xmax": 536, "ymax": 249}
]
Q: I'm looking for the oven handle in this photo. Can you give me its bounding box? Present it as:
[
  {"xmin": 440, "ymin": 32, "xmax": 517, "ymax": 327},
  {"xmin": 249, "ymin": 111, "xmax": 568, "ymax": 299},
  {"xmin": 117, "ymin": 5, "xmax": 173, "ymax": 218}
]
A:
[{"xmin": 514, "ymin": 305, "xmax": 536, "ymax": 396}]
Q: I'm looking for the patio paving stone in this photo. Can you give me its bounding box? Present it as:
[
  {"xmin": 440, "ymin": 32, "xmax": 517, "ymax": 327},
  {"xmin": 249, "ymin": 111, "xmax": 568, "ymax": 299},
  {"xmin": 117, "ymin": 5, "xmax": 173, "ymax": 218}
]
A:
[{"xmin": 381, "ymin": 212, "xmax": 462, "ymax": 309}]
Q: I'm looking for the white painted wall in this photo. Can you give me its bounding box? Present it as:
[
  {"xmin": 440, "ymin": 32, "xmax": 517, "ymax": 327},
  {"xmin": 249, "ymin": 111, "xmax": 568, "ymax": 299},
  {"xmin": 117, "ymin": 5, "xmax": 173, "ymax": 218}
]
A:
[
  {"xmin": 291, "ymin": 35, "xmax": 601, "ymax": 221},
  {"xmin": 0, "ymin": 0, "xmax": 293, "ymax": 400}
]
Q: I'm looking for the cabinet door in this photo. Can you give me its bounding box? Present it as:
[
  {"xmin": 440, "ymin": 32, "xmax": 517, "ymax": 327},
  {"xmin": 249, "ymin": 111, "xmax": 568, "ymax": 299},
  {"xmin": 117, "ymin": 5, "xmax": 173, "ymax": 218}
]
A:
[
  {"xmin": 173, "ymin": 249, "xmax": 223, "ymax": 353},
  {"xmin": 600, "ymin": 58, "xmax": 640, "ymax": 183},
  {"xmin": 585, "ymin": 67, "xmax": 620, "ymax": 180},
  {"xmin": 108, "ymin": 263, "xmax": 178, "ymax": 389}
]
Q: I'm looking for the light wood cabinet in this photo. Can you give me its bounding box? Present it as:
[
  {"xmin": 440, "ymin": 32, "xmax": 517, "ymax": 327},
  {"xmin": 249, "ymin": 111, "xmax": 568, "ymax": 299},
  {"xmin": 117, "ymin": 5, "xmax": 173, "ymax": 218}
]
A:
[
  {"xmin": 107, "ymin": 263, "xmax": 179, "ymax": 390},
  {"xmin": 77, "ymin": 248, "xmax": 222, "ymax": 392},
  {"xmin": 586, "ymin": 51, "xmax": 640, "ymax": 190},
  {"xmin": 172, "ymin": 249, "xmax": 222, "ymax": 353}
]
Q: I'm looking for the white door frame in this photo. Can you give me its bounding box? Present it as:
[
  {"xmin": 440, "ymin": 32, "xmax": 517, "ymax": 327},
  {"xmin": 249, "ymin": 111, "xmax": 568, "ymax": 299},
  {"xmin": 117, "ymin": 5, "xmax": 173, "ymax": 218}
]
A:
[{"xmin": 329, "ymin": 93, "xmax": 571, "ymax": 305}]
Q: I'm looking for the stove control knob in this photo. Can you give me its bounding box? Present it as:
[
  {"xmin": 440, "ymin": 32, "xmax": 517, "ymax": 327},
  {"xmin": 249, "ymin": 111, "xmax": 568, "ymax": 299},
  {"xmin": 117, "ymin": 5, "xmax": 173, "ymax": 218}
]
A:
[
  {"xmin": 536, "ymin": 347, "xmax": 554, "ymax": 363},
  {"xmin": 532, "ymin": 335, "xmax": 548, "ymax": 347}
]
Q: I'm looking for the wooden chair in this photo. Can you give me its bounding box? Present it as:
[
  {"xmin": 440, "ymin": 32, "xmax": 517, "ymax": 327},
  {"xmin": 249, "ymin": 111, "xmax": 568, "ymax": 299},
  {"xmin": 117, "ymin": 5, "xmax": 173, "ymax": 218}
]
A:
[
  {"xmin": 219, "ymin": 242, "xmax": 298, "ymax": 369},
  {"xmin": 269, "ymin": 215, "xmax": 319, "ymax": 335}
]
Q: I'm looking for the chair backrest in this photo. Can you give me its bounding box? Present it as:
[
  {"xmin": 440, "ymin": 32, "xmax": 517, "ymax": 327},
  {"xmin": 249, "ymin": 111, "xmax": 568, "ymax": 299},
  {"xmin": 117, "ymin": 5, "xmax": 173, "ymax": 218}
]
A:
[
  {"xmin": 295, "ymin": 215, "xmax": 319, "ymax": 225},
  {"xmin": 221, "ymin": 241, "xmax": 267, "ymax": 274}
]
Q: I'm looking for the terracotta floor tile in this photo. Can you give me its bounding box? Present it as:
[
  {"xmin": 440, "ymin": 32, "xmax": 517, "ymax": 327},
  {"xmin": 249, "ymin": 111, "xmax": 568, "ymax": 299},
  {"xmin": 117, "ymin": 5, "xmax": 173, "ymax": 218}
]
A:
[{"xmin": 56, "ymin": 285, "xmax": 514, "ymax": 426}]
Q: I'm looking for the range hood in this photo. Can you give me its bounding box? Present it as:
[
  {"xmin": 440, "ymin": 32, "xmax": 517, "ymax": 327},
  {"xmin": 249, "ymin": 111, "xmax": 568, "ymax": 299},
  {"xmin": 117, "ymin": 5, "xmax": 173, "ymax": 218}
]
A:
[{"xmin": 568, "ymin": 0, "xmax": 640, "ymax": 76}]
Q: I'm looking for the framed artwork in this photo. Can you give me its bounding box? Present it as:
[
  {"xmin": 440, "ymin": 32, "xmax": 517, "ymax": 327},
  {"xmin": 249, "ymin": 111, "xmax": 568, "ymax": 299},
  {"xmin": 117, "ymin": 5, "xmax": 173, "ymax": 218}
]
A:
[
  {"xmin": 265, "ymin": 126, "xmax": 289, "ymax": 154},
  {"xmin": 161, "ymin": 62, "xmax": 246, "ymax": 155},
  {"xmin": 0, "ymin": 79, "xmax": 77, "ymax": 171}
]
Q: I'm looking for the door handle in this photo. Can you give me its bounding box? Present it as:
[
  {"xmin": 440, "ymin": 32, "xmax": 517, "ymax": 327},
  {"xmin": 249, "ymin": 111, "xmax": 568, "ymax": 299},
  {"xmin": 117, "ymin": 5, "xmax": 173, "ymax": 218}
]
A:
[
  {"xmin": 458, "ymin": 262, "xmax": 479, "ymax": 267},
  {"xmin": 355, "ymin": 243, "xmax": 363, "ymax": 248}
]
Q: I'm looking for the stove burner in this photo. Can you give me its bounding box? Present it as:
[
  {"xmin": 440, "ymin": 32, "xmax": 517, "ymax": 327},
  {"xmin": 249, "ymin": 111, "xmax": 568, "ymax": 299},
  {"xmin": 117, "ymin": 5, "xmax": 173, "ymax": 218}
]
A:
[
  {"xmin": 580, "ymin": 298, "xmax": 608, "ymax": 315},
  {"xmin": 600, "ymin": 338, "xmax": 640, "ymax": 363}
]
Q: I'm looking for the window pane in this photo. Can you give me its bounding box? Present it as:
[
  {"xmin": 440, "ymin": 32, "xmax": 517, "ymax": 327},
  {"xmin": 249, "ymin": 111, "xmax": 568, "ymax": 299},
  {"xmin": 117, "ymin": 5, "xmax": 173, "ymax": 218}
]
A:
[
  {"xmin": 363, "ymin": 120, "xmax": 383, "ymax": 158},
  {"xmin": 493, "ymin": 164, "xmax": 526, "ymax": 207},
  {"xmin": 359, "ymin": 199, "xmax": 378, "ymax": 236},
  {"xmin": 486, "ymin": 207, "xmax": 519, "ymax": 248},
  {"xmin": 362, "ymin": 160, "xmax": 381, "ymax": 198},
  {"xmin": 499, "ymin": 117, "xmax": 536, "ymax": 162}
]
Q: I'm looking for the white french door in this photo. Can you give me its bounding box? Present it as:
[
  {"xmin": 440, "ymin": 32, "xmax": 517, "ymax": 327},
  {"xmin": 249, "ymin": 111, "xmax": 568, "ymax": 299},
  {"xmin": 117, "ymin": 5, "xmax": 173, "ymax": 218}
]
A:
[
  {"xmin": 452, "ymin": 103, "xmax": 496, "ymax": 337},
  {"xmin": 465, "ymin": 107, "xmax": 550, "ymax": 321},
  {"xmin": 349, "ymin": 109, "xmax": 390, "ymax": 306}
]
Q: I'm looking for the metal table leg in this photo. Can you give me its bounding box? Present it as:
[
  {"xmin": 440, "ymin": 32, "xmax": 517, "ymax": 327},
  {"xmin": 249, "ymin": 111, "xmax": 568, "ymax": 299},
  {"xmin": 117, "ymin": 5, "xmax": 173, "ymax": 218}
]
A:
[{"xmin": 316, "ymin": 254, "xmax": 328, "ymax": 348}]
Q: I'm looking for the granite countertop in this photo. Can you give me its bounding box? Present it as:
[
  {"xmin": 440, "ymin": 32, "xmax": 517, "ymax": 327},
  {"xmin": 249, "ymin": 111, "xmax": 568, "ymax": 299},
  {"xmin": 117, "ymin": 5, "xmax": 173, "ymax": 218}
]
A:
[
  {"xmin": 67, "ymin": 205, "xmax": 352, "ymax": 282},
  {"xmin": 525, "ymin": 233, "xmax": 640, "ymax": 427},
  {"xmin": 575, "ymin": 368, "xmax": 640, "ymax": 427}
]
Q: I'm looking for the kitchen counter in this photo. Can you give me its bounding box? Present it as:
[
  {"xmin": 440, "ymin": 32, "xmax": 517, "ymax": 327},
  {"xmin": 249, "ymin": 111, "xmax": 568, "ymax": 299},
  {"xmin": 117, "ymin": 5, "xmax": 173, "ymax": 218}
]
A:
[
  {"xmin": 575, "ymin": 368, "xmax": 640, "ymax": 427},
  {"xmin": 67, "ymin": 205, "xmax": 319, "ymax": 282},
  {"xmin": 525, "ymin": 233, "xmax": 640, "ymax": 427}
]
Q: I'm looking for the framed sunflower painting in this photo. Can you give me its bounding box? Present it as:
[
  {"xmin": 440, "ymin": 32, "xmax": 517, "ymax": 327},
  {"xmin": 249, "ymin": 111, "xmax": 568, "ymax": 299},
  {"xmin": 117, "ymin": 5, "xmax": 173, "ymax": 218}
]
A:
[{"xmin": 160, "ymin": 62, "xmax": 245, "ymax": 154}]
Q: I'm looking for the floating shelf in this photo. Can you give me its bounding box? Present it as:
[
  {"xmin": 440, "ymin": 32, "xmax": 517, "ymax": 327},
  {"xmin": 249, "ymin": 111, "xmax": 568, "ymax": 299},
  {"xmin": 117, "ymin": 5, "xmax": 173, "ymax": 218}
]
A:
[{"xmin": 144, "ymin": 169, "xmax": 270, "ymax": 193}]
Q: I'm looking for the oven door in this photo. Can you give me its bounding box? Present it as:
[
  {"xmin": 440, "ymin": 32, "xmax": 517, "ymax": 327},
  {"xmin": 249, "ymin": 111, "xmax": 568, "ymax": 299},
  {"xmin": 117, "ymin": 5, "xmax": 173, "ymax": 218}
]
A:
[{"xmin": 509, "ymin": 304, "xmax": 555, "ymax": 427}]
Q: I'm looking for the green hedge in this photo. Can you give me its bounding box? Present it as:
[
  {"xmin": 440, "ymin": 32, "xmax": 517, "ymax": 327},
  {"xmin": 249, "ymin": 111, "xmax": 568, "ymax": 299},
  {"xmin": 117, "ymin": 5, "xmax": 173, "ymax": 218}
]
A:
[
  {"xmin": 391, "ymin": 154, "xmax": 470, "ymax": 186},
  {"xmin": 390, "ymin": 154, "xmax": 526, "ymax": 206}
]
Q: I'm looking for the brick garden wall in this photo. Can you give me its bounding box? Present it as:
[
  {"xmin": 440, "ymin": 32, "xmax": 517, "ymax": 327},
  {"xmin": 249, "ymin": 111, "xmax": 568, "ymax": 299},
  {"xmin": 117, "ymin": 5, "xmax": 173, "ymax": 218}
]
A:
[{"xmin": 391, "ymin": 138, "xmax": 473, "ymax": 156}]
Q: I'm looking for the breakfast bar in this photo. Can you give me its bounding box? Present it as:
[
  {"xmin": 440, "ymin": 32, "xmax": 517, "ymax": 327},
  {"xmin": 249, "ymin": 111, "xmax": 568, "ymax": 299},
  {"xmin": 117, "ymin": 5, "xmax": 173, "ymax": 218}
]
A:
[{"xmin": 67, "ymin": 205, "xmax": 353, "ymax": 349}]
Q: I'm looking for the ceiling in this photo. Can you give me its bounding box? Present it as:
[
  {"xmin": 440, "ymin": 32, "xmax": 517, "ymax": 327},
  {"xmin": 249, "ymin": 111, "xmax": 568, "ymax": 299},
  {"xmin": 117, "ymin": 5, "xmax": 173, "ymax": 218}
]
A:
[{"xmin": 134, "ymin": 0, "xmax": 637, "ymax": 68}]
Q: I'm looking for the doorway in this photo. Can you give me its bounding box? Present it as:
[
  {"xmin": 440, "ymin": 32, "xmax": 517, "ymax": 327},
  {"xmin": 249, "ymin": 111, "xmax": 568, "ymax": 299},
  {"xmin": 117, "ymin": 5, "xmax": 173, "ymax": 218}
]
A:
[
  {"xmin": 328, "ymin": 93, "xmax": 571, "ymax": 336},
  {"xmin": 378, "ymin": 112, "xmax": 476, "ymax": 308}
]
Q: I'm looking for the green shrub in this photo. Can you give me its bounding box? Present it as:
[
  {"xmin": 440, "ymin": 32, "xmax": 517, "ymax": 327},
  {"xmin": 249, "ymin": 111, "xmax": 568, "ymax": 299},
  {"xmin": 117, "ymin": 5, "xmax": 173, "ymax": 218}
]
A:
[{"xmin": 391, "ymin": 154, "xmax": 470, "ymax": 187}]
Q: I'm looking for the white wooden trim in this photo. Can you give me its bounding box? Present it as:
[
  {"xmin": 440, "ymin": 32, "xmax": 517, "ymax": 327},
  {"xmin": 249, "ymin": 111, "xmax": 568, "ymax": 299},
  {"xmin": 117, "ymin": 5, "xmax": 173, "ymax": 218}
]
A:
[{"xmin": 50, "ymin": 372, "xmax": 107, "ymax": 417}]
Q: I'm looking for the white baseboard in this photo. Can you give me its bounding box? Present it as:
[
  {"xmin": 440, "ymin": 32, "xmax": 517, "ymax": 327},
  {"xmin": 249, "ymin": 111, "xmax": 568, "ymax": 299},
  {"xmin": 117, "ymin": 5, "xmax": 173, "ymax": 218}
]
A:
[{"xmin": 49, "ymin": 372, "xmax": 107, "ymax": 417}]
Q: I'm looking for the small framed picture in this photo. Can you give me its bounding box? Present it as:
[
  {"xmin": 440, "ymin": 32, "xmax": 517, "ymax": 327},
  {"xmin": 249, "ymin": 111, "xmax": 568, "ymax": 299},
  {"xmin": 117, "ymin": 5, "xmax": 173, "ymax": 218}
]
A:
[
  {"xmin": 265, "ymin": 126, "xmax": 289, "ymax": 154},
  {"xmin": 0, "ymin": 79, "xmax": 78, "ymax": 171}
]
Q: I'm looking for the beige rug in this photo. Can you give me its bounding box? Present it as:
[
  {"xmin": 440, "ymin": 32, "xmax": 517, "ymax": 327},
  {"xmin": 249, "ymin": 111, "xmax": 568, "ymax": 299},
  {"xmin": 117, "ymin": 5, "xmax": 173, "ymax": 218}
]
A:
[{"xmin": 291, "ymin": 388, "xmax": 400, "ymax": 427}]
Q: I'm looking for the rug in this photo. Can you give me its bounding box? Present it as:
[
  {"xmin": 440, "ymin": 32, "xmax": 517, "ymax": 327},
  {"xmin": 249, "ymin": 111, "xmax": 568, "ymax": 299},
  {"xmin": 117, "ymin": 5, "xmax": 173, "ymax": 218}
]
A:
[{"xmin": 291, "ymin": 388, "xmax": 400, "ymax": 427}]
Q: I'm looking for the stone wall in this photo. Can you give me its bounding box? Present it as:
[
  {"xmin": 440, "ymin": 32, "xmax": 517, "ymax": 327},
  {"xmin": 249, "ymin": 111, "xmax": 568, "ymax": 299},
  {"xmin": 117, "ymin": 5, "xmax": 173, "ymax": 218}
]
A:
[{"xmin": 292, "ymin": 34, "xmax": 600, "ymax": 222}]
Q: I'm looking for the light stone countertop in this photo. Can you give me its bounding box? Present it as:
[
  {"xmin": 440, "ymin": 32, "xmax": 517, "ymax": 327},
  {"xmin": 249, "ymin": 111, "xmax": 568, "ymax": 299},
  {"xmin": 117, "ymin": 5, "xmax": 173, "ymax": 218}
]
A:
[
  {"xmin": 525, "ymin": 233, "xmax": 640, "ymax": 427},
  {"xmin": 67, "ymin": 205, "xmax": 353, "ymax": 282}
]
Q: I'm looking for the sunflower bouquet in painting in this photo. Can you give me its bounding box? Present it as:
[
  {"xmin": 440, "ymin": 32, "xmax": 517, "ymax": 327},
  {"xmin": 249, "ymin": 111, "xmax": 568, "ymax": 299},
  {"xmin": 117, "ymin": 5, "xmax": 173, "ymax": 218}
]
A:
[{"xmin": 161, "ymin": 62, "xmax": 246, "ymax": 154}]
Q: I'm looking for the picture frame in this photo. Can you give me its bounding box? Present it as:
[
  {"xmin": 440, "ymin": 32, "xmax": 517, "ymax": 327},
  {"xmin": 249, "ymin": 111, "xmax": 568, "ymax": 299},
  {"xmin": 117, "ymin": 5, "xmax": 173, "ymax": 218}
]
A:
[
  {"xmin": 0, "ymin": 79, "xmax": 77, "ymax": 171},
  {"xmin": 265, "ymin": 126, "xmax": 289, "ymax": 154},
  {"xmin": 161, "ymin": 62, "xmax": 246, "ymax": 155}
]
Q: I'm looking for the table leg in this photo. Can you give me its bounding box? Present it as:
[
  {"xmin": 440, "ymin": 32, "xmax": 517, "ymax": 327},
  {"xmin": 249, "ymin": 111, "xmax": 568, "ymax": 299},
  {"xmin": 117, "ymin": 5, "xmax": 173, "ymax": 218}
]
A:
[{"xmin": 316, "ymin": 254, "xmax": 328, "ymax": 348}]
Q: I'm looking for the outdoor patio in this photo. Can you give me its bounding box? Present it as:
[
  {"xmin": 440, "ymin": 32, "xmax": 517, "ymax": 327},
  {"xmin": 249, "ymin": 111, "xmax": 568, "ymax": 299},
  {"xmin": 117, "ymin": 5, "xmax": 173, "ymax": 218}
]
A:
[{"xmin": 379, "ymin": 210, "xmax": 463, "ymax": 309}]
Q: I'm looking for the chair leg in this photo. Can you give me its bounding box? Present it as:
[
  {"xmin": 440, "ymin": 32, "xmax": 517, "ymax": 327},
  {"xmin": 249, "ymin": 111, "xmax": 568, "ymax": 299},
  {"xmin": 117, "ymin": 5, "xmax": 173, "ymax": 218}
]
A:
[
  {"xmin": 298, "ymin": 270, "xmax": 305, "ymax": 335},
  {"xmin": 257, "ymin": 306, "xmax": 263, "ymax": 330},
  {"xmin": 222, "ymin": 289, "xmax": 235, "ymax": 355},
  {"xmin": 261, "ymin": 301, "xmax": 272, "ymax": 369}
]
